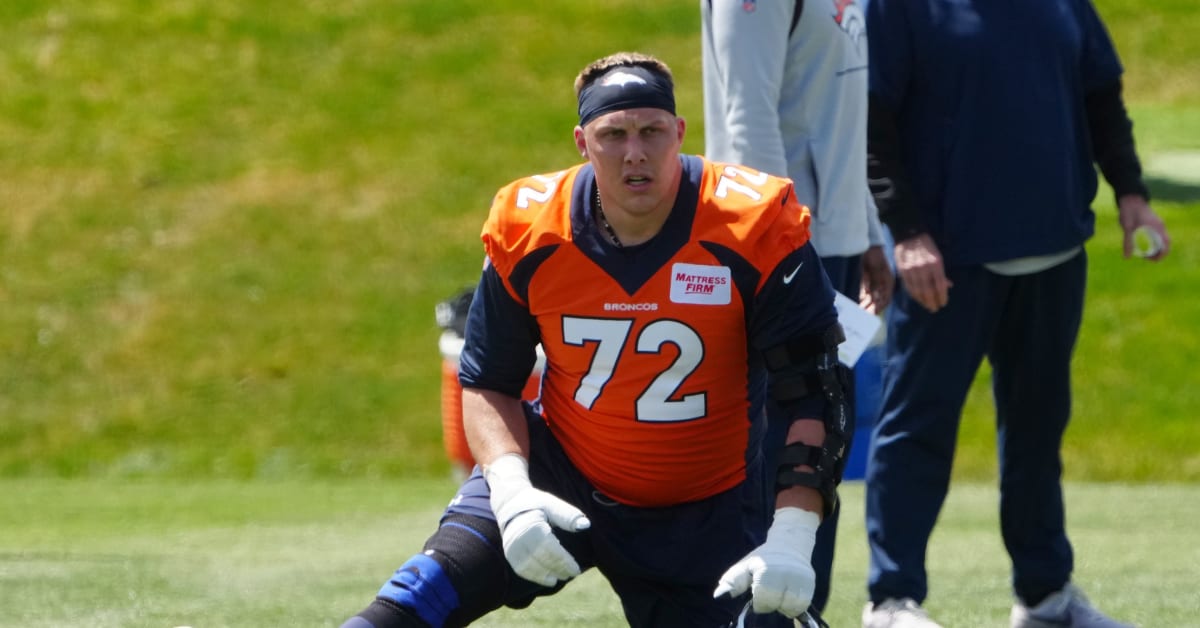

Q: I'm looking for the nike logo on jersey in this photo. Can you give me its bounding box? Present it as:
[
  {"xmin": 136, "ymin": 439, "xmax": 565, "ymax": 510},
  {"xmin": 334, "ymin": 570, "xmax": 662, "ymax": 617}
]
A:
[{"xmin": 783, "ymin": 262, "xmax": 805, "ymax": 284}]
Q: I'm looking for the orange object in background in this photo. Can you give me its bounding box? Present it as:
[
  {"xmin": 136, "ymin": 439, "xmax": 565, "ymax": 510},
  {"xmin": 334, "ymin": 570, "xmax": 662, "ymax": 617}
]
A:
[{"xmin": 438, "ymin": 331, "xmax": 543, "ymax": 478}]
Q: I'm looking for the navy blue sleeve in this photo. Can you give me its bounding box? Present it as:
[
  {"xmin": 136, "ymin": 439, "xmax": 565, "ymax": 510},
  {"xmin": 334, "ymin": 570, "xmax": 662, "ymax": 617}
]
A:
[
  {"xmin": 751, "ymin": 242, "xmax": 840, "ymax": 420},
  {"xmin": 1077, "ymin": 0, "xmax": 1124, "ymax": 90},
  {"xmin": 868, "ymin": 92, "xmax": 924, "ymax": 239},
  {"xmin": 1075, "ymin": 1, "xmax": 1144, "ymax": 201},
  {"xmin": 752, "ymin": 242, "xmax": 839, "ymax": 349},
  {"xmin": 863, "ymin": 0, "xmax": 911, "ymax": 108},
  {"xmin": 1086, "ymin": 80, "xmax": 1149, "ymax": 201},
  {"xmin": 457, "ymin": 261, "xmax": 540, "ymax": 397},
  {"xmin": 863, "ymin": 0, "xmax": 926, "ymax": 239}
]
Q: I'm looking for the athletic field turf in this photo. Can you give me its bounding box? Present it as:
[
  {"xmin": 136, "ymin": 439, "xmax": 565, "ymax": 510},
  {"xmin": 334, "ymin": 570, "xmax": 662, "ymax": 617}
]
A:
[{"xmin": 3, "ymin": 479, "xmax": 1196, "ymax": 627}]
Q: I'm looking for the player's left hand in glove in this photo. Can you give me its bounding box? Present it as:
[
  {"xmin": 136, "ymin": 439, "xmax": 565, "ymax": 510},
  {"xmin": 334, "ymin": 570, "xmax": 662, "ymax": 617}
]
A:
[
  {"xmin": 713, "ymin": 507, "xmax": 819, "ymax": 618},
  {"xmin": 485, "ymin": 453, "xmax": 591, "ymax": 587}
]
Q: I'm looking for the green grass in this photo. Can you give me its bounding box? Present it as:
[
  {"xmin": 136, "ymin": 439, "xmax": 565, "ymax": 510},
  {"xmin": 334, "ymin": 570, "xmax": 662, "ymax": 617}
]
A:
[
  {"xmin": 0, "ymin": 0, "xmax": 706, "ymax": 481},
  {"xmin": 0, "ymin": 1, "xmax": 1197, "ymax": 483},
  {"xmin": 2, "ymin": 478, "xmax": 1196, "ymax": 627}
]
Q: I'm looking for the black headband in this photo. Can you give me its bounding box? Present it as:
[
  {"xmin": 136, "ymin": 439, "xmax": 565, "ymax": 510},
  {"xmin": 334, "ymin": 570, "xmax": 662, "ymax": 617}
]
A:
[{"xmin": 577, "ymin": 65, "xmax": 675, "ymax": 128}]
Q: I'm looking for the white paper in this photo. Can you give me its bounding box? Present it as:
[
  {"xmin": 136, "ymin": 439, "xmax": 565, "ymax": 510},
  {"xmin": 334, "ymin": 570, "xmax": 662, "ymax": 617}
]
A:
[{"xmin": 833, "ymin": 291, "xmax": 882, "ymax": 367}]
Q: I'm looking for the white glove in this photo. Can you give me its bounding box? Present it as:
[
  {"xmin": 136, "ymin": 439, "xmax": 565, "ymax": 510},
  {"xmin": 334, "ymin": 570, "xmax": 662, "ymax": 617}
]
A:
[
  {"xmin": 485, "ymin": 453, "xmax": 591, "ymax": 587},
  {"xmin": 713, "ymin": 507, "xmax": 819, "ymax": 618}
]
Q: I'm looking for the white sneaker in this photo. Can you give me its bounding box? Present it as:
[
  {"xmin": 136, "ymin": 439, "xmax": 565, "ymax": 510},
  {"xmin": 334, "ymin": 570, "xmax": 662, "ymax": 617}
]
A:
[
  {"xmin": 862, "ymin": 598, "xmax": 944, "ymax": 628},
  {"xmin": 1011, "ymin": 583, "xmax": 1135, "ymax": 628}
]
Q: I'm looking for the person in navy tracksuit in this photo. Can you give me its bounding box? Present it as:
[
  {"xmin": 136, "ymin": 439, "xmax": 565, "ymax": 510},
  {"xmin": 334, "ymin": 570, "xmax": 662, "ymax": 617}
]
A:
[{"xmin": 860, "ymin": 0, "xmax": 1169, "ymax": 626}]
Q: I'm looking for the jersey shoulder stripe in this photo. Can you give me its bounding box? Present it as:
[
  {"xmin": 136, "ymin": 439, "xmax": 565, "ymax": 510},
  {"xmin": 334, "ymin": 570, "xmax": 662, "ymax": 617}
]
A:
[
  {"xmin": 695, "ymin": 158, "xmax": 812, "ymax": 285},
  {"xmin": 482, "ymin": 165, "xmax": 583, "ymax": 286}
]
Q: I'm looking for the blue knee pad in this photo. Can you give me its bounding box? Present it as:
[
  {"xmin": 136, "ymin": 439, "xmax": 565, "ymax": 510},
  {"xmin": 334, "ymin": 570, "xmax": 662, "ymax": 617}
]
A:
[{"xmin": 377, "ymin": 553, "xmax": 459, "ymax": 628}]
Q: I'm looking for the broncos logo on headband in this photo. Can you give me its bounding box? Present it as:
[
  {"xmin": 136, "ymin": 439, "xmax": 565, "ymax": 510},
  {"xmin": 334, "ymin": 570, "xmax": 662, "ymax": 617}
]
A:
[
  {"xmin": 600, "ymin": 71, "xmax": 649, "ymax": 88},
  {"xmin": 578, "ymin": 65, "xmax": 675, "ymax": 126}
]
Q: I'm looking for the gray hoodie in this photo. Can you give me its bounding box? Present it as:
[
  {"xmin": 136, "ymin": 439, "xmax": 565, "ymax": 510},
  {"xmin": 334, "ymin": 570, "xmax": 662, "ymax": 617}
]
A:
[{"xmin": 702, "ymin": 0, "xmax": 883, "ymax": 257}]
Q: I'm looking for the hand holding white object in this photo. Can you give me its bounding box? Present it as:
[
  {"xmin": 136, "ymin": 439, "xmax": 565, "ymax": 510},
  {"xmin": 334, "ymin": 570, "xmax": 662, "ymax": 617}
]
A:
[{"xmin": 485, "ymin": 453, "xmax": 591, "ymax": 587}]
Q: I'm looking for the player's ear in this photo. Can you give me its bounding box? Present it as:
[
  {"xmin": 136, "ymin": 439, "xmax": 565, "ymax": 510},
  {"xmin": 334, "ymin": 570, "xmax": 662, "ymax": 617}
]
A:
[{"xmin": 574, "ymin": 126, "xmax": 587, "ymax": 158}]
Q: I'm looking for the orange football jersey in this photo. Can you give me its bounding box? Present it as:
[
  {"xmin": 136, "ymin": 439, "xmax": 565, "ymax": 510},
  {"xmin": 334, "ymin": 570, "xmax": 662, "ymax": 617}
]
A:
[{"xmin": 477, "ymin": 156, "xmax": 820, "ymax": 507}]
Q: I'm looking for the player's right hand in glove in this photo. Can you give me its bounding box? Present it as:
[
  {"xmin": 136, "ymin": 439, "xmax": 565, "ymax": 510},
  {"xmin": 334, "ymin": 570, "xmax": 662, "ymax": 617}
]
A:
[
  {"xmin": 485, "ymin": 453, "xmax": 591, "ymax": 587},
  {"xmin": 713, "ymin": 506, "xmax": 820, "ymax": 618}
]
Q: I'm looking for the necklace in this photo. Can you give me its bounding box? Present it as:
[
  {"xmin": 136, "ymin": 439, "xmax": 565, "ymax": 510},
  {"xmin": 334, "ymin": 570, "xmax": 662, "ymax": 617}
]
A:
[{"xmin": 595, "ymin": 187, "xmax": 623, "ymax": 248}]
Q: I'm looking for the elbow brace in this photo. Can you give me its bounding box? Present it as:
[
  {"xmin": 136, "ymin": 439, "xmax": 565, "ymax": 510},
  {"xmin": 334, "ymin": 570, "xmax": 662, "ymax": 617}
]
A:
[{"xmin": 762, "ymin": 324, "xmax": 851, "ymax": 518}]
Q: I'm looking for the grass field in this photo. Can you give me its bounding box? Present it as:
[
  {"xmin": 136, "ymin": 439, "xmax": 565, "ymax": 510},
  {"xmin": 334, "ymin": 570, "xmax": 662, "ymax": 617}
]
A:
[{"xmin": 3, "ymin": 478, "xmax": 1197, "ymax": 627}]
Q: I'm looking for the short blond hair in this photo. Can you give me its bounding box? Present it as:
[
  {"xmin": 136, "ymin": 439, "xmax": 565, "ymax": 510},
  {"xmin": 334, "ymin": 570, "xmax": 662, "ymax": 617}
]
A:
[{"xmin": 574, "ymin": 52, "xmax": 675, "ymax": 99}]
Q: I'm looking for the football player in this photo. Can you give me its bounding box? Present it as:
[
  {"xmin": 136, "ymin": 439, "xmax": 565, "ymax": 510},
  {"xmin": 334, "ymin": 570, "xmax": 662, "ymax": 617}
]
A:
[{"xmin": 340, "ymin": 51, "xmax": 850, "ymax": 628}]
